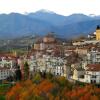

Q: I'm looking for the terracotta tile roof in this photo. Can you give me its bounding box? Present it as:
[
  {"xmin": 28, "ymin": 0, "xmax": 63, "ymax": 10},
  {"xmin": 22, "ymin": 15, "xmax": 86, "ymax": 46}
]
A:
[
  {"xmin": 0, "ymin": 67, "xmax": 10, "ymax": 70},
  {"xmin": 86, "ymin": 64, "xmax": 100, "ymax": 71}
]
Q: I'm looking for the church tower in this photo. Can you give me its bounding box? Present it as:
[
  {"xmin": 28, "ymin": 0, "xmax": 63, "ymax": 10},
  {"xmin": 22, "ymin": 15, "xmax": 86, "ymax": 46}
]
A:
[{"xmin": 96, "ymin": 25, "xmax": 100, "ymax": 40}]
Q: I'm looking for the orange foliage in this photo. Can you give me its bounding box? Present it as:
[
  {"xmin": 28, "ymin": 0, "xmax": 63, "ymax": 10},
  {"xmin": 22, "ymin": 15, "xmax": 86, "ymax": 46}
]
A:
[
  {"xmin": 39, "ymin": 80, "xmax": 54, "ymax": 92},
  {"xmin": 33, "ymin": 80, "xmax": 54, "ymax": 96},
  {"xmin": 6, "ymin": 78, "xmax": 100, "ymax": 100},
  {"xmin": 6, "ymin": 79, "xmax": 55, "ymax": 100},
  {"xmin": 65, "ymin": 85, "xmax": 100, "ymax": 100},
  {"xmin": 6, "ymin": 83, "xmax": 22, "ymax": 100},
  {"xmin": 90, "ymin": 95, "xmax": 99, "ymax": 100},
  {"xmin": 47, "ymin": 93, "xmax": 54, "ymax": 100}
]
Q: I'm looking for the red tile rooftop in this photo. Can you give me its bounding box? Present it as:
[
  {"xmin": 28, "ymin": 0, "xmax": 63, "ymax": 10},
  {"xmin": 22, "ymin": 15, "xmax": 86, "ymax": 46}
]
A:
[
  {"xmin": 0, "ymin": 67, "xmax": 10, "ymax": 70},
  {"xmin": 0, "ymin": 53, "xmax": 17, "ymax": 59},
  {"xmin": 86, "ymin": 64, "xmax": 100, "ymax": 71}
]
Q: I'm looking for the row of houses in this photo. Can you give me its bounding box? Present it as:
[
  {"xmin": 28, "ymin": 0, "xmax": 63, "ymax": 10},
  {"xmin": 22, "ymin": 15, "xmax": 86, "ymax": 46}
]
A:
[
  {"xmin": 72, "ymin": 64, "xmax": 100, "ymax": 84},
  {"xmin": 0, "ymin": 28, "xmax": 100, "ymax": 83},
  {"xmin": 72, "ymin": 49, "xmax": 100, "ymax": 84},
  {"xmin": 27, "ymin": 55, "xmax": 70, "ymax": 78},
  {"xmin": 0, "ymin": 56, "xmax": 18, "ymax": 81}
]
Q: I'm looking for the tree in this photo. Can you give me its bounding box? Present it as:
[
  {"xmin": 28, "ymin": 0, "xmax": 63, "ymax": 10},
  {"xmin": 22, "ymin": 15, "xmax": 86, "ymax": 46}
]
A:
[
  {"xmin": 32, "ymin": 72, "xmax": 42, "ymax": 84},
  {"xmin": 46, "ymin": 72, "xmax": 53, "ymax": 80},
  {"xmin": 15, "ymin": 66, "xmax": 22, "ymax": 81},
  {"xmin": 24, "ymin": 62, "xmax": 29, "ymax": 80}
]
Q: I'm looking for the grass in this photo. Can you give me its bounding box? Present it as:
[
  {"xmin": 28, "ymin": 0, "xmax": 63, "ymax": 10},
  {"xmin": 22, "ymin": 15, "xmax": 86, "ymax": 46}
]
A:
[
  {"xmin": 0, "ymin": 95, "xmax": 5, "ymax": 100},
  {"xmin": 0, "ymin": 84, "xmax": 12, "ymax": 96}
]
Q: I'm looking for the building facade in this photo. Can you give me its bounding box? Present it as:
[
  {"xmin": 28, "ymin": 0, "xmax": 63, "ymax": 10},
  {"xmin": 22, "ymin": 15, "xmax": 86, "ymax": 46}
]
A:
[
  {"xmin": 84, "ymin": 64, "xmax": 100, "ymax": 84},
  {"xmin": 96, "ymin": 25, "xmax": 100, "ymax": 40},
  {"xmin": 0, "ymin": 68, "xmax": 10, "ymax": 80}
]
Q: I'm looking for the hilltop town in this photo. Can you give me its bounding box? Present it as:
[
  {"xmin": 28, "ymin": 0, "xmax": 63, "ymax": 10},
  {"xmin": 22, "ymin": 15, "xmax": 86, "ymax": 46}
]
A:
[{"xmin": 0, "ymin": 25, "xmax": 99, "ymax": 85}]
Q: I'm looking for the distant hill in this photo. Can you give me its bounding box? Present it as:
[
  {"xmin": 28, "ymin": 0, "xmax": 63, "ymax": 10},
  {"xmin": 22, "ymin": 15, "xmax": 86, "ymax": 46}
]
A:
[
  {"xmin": 28, "ymin": 9, "xmax": 67, "ymax": 26},
  {"xmin": 62, "ymin": 14, "xmax": 93, "ymax": 25},
  {"xmin": 0, "ymin": 9, "xmax": 100, "ymax": 39},
  {"xmin": 55, "ymin": 19, "xmax": 100, "ymax": 38},
  {"xmin": 0, "ymin": 12, "xmax": 55, "ymax": 39}
]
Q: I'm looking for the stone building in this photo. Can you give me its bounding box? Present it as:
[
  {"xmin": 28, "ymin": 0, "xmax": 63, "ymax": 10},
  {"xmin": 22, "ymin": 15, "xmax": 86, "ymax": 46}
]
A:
[{"xmin": 34, "ymin": 33, "xmax": 56, "ymax": 51}]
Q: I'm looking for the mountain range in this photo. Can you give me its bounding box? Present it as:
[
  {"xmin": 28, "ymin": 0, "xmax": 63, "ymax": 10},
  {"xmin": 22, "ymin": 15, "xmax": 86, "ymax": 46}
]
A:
[{"xmin": 0, "ymin": 9, "xmax": 100, "ymax": 39}]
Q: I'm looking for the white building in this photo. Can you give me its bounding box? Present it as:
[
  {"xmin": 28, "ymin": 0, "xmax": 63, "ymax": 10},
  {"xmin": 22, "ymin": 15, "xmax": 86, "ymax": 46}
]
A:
[
  {"xmin": 72, "ymin": 64, "xmax": 100, "ymax": 84},
  {"xmin": 0, "ymin": 67, "xmax": 11, "ymax": 80},
  {"xmin": 73, "ymin": 40, "xmax": 100, "ymax": 46},
  {"xmin": 0, "ymin": 57, "xmax": 15, "ymax": 68},
  {"xmin": 28, "ymin": 55, "xmax": 69, "ymax": 78},
  {"xmin": 87, "ymin": 50, "xmax": 100, "ymax": 64},
  {"xmin": 84, "ymin": 64, "xmax": 100, "ymax": 84}
]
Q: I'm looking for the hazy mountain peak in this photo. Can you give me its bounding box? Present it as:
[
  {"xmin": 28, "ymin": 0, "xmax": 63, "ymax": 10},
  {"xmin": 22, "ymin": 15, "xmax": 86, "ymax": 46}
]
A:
[
  {"xmin": 67, "ymin": 13, "xmax": 90, "ymax": 19},
  {"xmin": 0, "ymin": 11, "xmax": 100, "ymax": 39},
  {"xmin": 9, "ymin": 12, "xmax": 22, "ymax": 15},
  {"xmin": 89, "ymin": 14, "xmax": 96, "ymax": 17},
  {"xmin": 35, "ymin": 9, "xmax": 55, "ymax": 14},
  {"xmin": 69, "ymin": 13, "xmax": 87, "ymax": 16}
]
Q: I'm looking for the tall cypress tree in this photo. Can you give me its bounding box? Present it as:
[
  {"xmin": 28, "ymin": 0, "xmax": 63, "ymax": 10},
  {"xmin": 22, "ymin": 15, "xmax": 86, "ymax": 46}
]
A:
[
  {"xmin": 24, "ymin": 61, "xmax": 29, "ymax": 80},
  {"xmin": 15, "ymin": 66, "xmax": 22, "ymax": 81}
]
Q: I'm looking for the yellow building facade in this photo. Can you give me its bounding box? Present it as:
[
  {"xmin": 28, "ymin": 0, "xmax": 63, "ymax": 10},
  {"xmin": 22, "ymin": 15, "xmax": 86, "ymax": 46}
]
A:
[{"xmin": 96, "ymin": 26, "xmax": 100, "ymax": 40}]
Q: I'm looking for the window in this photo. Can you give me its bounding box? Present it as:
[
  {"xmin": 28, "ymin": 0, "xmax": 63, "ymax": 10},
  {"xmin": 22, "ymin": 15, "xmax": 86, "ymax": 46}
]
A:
[
  {"xmin": 80, "ymin": 75, "xmax": 84, "ymax": 78},
  {"xmin": 57, "ymin": 73, "xmax": 59, "ymax": 75},
  {"xmin": 86, "ymin": 75, "xmax": 88, "ymax": 78},
  {"xmin": 87, "ymin": 72, "xmax": 89, "ymax": 74},
  {"xmin": 92, "ymin": 72, "xmax": 96, "ymax": 75},
  {"xmin": 91, "ymin": 80, "xmax": 96, "ymax": 84},
  {"xmin": 91, "ymin": 75, "xmax": 96, "ymax": 78}
]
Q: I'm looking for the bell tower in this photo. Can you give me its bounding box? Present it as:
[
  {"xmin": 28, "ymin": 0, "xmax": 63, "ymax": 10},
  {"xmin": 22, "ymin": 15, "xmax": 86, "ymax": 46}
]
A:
[{"xmin": 96, "ymin": 25, "xmax": 100, "ymax": 40}]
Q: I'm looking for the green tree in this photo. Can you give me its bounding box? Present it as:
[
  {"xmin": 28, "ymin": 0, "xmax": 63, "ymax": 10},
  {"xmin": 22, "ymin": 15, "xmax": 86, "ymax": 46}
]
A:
[
  {"xmin": 32, "ymin": 72, "xmax": 42, "ymax": 84},
  {"xmin": 46, "ymin": 72, "xmax": 53, "ymax": 80},
  {"xmin": 24, "ymin": 61, "xmax": 29, "ymax": 80},
  {"xmin": 15, "ymin": 66, "xmax": 22, "ymax": 81}
]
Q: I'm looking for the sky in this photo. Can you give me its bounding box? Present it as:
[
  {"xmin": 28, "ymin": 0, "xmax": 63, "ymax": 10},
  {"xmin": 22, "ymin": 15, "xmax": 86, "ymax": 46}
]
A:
[{"xmin": 0, "ymin": 0, "xmax": 99, "ymax": 16}]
